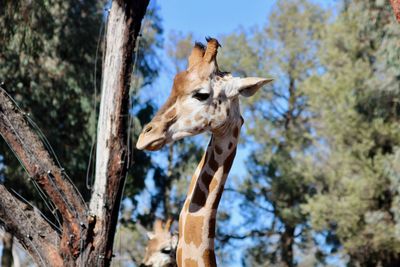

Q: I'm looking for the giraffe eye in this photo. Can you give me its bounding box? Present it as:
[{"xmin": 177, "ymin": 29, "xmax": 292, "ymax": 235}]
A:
[
  {"xmin": 193, "ymin": 92, "xmax": 210, "ymax": 101},
  {"xmin": 161, "ymin": 247, "xmax": 171, "ymax": 254}
]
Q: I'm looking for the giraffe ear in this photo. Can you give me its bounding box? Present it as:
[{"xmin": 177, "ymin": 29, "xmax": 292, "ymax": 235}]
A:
[
  {"xmin": 225, "ymin": 77, "xmax": 273, "ymax": 98},
  {"xmin": 237, "ymin": 77, "xmax": 274, "ymax": 97}
]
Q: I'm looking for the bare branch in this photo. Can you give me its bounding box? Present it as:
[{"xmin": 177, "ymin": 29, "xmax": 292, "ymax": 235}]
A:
[
  {"xmin": 217, "ymin": 229, "xmax": 274, "ymax": 243},
  {"xmin": 0, "ymin": 185, "xmax": 62, "ymax": 266},
  {"xmin": 0, "ymin": 88, "xmax": 87, "ymax": 259},
  {"xmin": 224, "ymin": 188, "xmax": 275, "ymax": 213}
]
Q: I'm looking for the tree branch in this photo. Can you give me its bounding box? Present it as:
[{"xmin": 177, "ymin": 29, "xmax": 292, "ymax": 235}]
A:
[
  {"xmin": 0, "ymin": 88, "xmax": 87, "ymax": 260},
  {"xmin": 0, "ymin": 185, "xmax": 62, "ymax": 266},
  {"xmin": 217, "ymin": 229, "xmax": 273, "ymax": 243}
]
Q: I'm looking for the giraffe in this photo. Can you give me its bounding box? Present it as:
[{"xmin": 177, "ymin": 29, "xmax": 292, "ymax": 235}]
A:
[
  {"xmin": 136, "ymin": 37, "xmax": 273, "ymax": 267},
  {"xmin": 141, "ymin": 218, "xmax": 178, "ymax": 267}
]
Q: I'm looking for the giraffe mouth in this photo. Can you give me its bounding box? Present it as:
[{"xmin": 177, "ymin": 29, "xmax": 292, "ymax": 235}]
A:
[{"xmin": 136, "ymin": 135, "xmax": 166, "ymax": 151}]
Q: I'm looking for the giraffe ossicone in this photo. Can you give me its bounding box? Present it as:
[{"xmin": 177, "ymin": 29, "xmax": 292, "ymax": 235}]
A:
[{"xmin": 137, "ymin": 38, "xmax": 273, "ymax": 267}]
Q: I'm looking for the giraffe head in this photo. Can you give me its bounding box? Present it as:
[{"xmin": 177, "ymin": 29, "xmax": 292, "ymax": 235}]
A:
[
  {"xmin": 141, "ymin": 219, "xmax": 178, "ymax": 267},
  {"xmin": 136, "ymin": 37, "xmax": 272, "ymax": 151}
]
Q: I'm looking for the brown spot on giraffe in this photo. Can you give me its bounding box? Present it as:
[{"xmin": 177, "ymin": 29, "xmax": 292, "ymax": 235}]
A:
[
  {"xmin": 200, "ymin": 171, "xmax": 213, "ymax": 189},
  {"xmin": 228, "ymin": 142, "xmax": 233, "ymax": 150},
  {"xmin": 184, "ymin": 214, "xmax": 204, "ymax": 247},
  {"xmin": 208, "ymin": 218, "xmax": 216, "ymax": 238},
  {"xmin": 188, "ymin": 153, "xmax": 206, "ymax": 195},
  {"xmin": 184, "ymin": 259, "xmax": 199, "ymax": 267},
  {"xmin": 211, "ymin": 149, "xmax": 236, "ymax": 210},
  {"xmin": 165, "ymin": 107, "xmax": 176, "ymax": 119},
  {"xmin": 215, "ymin": 145, "xmax": 223, "ymax": 155},
  {"xmin": 203, "ymin": 249, "xmax": 217, "ymax": 267},
  {"xmin": 177, "ymin": 248, "xmax": 183, "ymax": 267},
  {"xmin": 194, "ymin": 113, "xmax": 202, "ymax": 121},
  {"xmin": 233, "ymin": 126, "xmax": 239, "ymax": 138},
  {"xmin": 191, "ymin": 184, "xmax": 206, "ymax": 208},
  {"xmin": 208, "ymin": 152, "xmax": 219, "ymax": 172},
  {"xmin": 223, "ymin": 148, "xmax": 237, "ymax": 174}
]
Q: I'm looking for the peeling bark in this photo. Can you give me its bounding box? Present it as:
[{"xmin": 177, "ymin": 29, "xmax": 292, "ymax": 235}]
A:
[
  {"xmin": 0, "ymin": 88, "xmax": 86, "ymax": 261},
  {"xmin": 86, "ymin": 1, "xmax": 149, "ymax": 265},
  {"xmin": 0, "ymin": 185, "xmax": 62, "ymax": 266}
]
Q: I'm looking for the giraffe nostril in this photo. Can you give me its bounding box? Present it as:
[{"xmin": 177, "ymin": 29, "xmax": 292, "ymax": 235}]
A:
[{"xmin": 144, "ymin": 125, "xmax": 153, "ymax": 134}]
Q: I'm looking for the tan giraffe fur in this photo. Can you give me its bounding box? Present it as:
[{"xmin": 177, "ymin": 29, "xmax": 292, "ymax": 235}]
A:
[
  {"xmin": 137, "ymin": 38, "xmax": 273, "ymax": 267},
  {"xmin": 141, "ymin": 218, "xmax": 178, "ymax": 267}
]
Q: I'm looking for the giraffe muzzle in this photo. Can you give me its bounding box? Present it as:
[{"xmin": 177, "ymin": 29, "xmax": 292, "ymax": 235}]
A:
[{"xmin": 136, "ymin": 133, "xmax": 166, "ymax": 151}]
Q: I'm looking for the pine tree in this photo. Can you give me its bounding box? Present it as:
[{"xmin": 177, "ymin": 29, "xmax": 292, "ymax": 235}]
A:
[{"xmin": 303, "ymin": 0, "xmax": 400, "ymax": 265}]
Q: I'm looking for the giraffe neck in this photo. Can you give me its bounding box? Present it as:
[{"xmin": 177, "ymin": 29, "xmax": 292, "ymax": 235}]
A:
[{"xmin": 177, "ymin": 119, "xmax": 242, "ymax": 267}]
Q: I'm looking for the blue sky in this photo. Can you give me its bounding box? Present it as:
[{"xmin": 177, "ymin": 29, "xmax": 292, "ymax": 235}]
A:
[{"xmin": 157, "ymin": 0, "xmax": 275, "ymax": 37}]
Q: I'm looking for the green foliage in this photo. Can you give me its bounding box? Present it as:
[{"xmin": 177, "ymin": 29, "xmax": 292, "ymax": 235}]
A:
[
  {"xmin": 302, "ymin": 1, "xmax": 400, "ymax": 266},
  {"xmin": 0, "ymin": 0, "xmax": 104, "ymax": 202}
]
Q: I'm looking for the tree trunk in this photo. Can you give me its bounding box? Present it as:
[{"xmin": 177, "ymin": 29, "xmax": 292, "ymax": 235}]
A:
[
  {"xmin": 84, "ymin": 0, "xmax": 149, "ymax": 266},
  {"xmin": 1, "ymin": 231, "xmax": 13, "ymax": 267},
  {"xmin": 280, "ymin": 225, "xmax": 295, "ymax": 267}
]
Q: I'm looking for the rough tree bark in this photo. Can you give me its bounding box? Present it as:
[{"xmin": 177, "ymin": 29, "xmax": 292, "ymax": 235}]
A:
[
  {"xmin": 0, "ymin": 0, "xmax": 149, "ymax": 266},
  {"xmin": 85, "ymin": 0, "xmax": 149, "ymax": 265}
]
